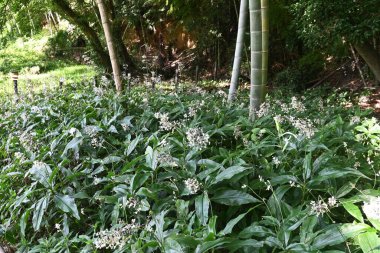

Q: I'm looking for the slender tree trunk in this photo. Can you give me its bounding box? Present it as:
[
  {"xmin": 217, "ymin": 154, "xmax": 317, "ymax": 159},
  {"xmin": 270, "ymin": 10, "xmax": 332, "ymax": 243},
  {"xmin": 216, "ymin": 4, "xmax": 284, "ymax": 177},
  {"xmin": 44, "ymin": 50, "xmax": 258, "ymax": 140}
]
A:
[
  {"xmin": 228, "ymin": 0, "xmax": 248, "ymax": 103},
  {"xmin": 261, "ymin": 0, "xmax": 269, "ymax": 93},
  {"xmin": 354, "ymin": 42, "xmax": 380, "ymax": 83},
  {"xmin": 249, "ymin": 0, "xmax": 263, "ymax": 120},
  {"xmin": 95, "ymin": 0, "xmax": 123, "ymax": 93},
  {"xmin": 51, "ymin": 0, "xmax": 112, "ymax": 72}
]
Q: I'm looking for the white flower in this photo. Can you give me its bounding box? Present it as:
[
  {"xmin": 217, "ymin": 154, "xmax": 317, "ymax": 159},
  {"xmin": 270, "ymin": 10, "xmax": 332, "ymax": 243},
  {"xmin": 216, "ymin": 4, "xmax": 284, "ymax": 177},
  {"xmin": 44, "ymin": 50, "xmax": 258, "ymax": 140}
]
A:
[
  {"xmin": 290, "ymin": 96, "xmax": 306, "ymax": 112},
  {"xmin": 55, "ymin": 223, "xmax": 61, "ymax": 232},
  {"xmin": 272, "ymin": 157, "xmax": 281, "ymax": 166},
  {"xmin": 155, "ymin": 112, "xmax": 176, "ymax": 131},
  {"xmin": 233, "ymin": 126, "xmax": 242, "ymax": 140},
  {"xmin": 158, "ymin": 153, "xmax": 178, "ymax": 167},
  {"xmin": 184, "ymin": 178, "xmax": 201, "ymax": 194},
  {"xmin": 363, "ymin": 197, "xmax": 380, "ymax": 220},
  {"xmin": 186, "ymin": 127, "xmax": 210, "ymax": 150},
  {"xmin": 93, "ymin": 219, "xmax": 139, "ymax": 249},
  {"xmin": 265, "ymin": 180, "xmax": 272, "ymax": 191},
  {"xmin": 241, "ymin": 184, "xmax": 247, "ymax": 189},
  {"xmin": 328, "ymin": 196, "xmax": 338, "ymax": 207},
  {"xmin": 256, "ymin": 102, "xmax": 271, "ymax": 118},
  {"xmin": 310, "ymin": 200, "xmax": 329, "ymax": 216},
  {"xmin": 289, "ymin": 181, "xmax": 296, "ymax": 187},
  {"xmin": 350, "ymin": 116, "xmax": 360, "ymax": 124}
]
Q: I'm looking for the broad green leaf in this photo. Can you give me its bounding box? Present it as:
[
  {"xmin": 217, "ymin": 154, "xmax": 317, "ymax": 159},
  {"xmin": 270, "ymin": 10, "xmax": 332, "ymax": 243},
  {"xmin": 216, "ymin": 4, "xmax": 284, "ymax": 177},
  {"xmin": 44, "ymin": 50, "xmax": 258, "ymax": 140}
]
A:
[
  {"xmin": 300, "ymin": 216, "xmax": 318, "ymax": 244},
  {"xmin": 195, "ymin": 238, "xmax": 231, "ymax": 253},
  {"xmin": 239, "ymin": 224, "xmax": 274, "ymax": 239},
  {"xmin": 54, "ymin": 194, "xmax": 80, "ymax": 220},
  {"xmin": 63, "ymin": 214, "xmax": 69, "ymax": 236},
  {"xmin": 145, "ymin": 146, "xmax": 158, "ymax": 170},
  {"xmin": 210, "ymin": 166, "xmax": 248, "ymax": 186},
  {"xmin": 28, "ymin": 162, "xmax": 52, "ymax": 188},
  {"xmin": 20, "ymin": 209, "xmax": 31, "ymax": 238},
  {"xmin": 219, "ymin": 209, "xmax": 251, "ymax": 236},
  {"xmin": 127, "ymin": 135, "xmax": 141, "ymax": 156},
  {"xmin": 61, "ymin": 136, "xmax": 83, "ymax": 157},
  {"xmin": 313, "ymin": 223, "xmax": 370, "ymax": 250},
  {"xmin": 102, "ymin": 155, "xmax": 122, "ymax": 164},
  {"xmin": 303, "ymin": 153, "xmax": 312, "ymax": 180},
  {"xmin": 131, "ymin": 171, "xmax": 151, "ymax": 192},
  {"xmin": 211, "ymin": 190, "xmax": 259, "ymax": 206},
  {"xmin": 342, "ymin": 202, "xmax": 364, "ymax": 223},
  {"xmin": 164, "ymin": 238, "xmax": 185, "ymax": 253},
  {"xmin": 32, "ymin": 196, "xmax": 49, "ymax": 231},
  {"xmin": 357, "ymin": 231, "xmax": 380, "ymax": 253},
  {"xmin": 227, "ymin": 239, "xmax": 263, "ymax": 252},
  {"xmin": 195, "ymin": 192, "xmax": 209, "ymax": 226}
]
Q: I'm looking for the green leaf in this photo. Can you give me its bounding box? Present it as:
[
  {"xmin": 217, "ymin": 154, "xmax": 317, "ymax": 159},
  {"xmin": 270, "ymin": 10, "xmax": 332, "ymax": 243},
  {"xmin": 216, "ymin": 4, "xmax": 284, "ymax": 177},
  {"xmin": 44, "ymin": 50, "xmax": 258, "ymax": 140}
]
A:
[
  {"xmin": 54, "ymin": 194, "xmax": 80, "ymax": 220},
  {"xmin": 28, "ymin": 162, "xmax": 52, "ymax": 188},
  {"xmin": 164, "ymin": 238, "xmax": 185, "ymax": 253},
  {"xmin": 303, "ymin": 153, "xmax": 312, "ymax": 180},
  {"xmin": 127, "ymin": 135, "xmax": 141, "ymax": 156},
  {"xmin": 32, "ymin": 196, "xmax": 49, "ymax": 231},
  {"xmin": 131, "ymin": 171, "xmax": 151, "ymax": 192},
  {"xmin": 145, "ymin": 146, "xmax": 158, "ymax": 170},
  {"xmin": 195, "ymin": 192, "xmax": 209, "ymax": 226},
  {"xmin": 219, "ymin": 209, "xmax": 251, "ymax": 236},
  {"xmin": 313, "ymin": 224, "xmax": 370, "ymax": 250},
  {"xmin": 300, "ymin": 216, "xmax": 318, "ymax": 244},
  {"xmin": 211, "ymin": 190, "xmax": 259, "ymax": 206},
  {"xmin": 227, "ymin": 239, "xmax": 264, "ymax": 252},
  {"xmin": 195, "ymin": 238, "xmax": 231, "ymax": 253},
  {"xmin": 61, "ymin": 136, "xmax": 82, "ymax": 158},
  {"xmin": 342, "ymin": 202, "xmax": 364, "ymax": 223},
  {"xmin": 210, "ymin": 166, "xmax": 248, "ymax": 186},
  {"xmin": 20, "ymin": 209, "xmax": 31, "ymax": 238},
  {"xmin": 102, "ymin": 155, "xmax": 122, "ymax": 164},
  {"xmin": 63, "ymin": 214, "xmax": 69, "ymax": 236},
  {"xmin": 239, "ymin": 224, "xmax": 274, "ymax": 239},
  {"xmin": 357, "ymin": 231, "xmax": 380, "ymax": 253}
]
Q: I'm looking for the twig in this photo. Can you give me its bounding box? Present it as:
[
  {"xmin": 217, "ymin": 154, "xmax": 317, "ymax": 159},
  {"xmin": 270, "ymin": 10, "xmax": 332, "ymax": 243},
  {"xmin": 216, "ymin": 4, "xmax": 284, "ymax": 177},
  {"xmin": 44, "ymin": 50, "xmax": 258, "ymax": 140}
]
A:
[{"xmin": 349, "ymin": 43, "xmax": 367, "ymax": 87}]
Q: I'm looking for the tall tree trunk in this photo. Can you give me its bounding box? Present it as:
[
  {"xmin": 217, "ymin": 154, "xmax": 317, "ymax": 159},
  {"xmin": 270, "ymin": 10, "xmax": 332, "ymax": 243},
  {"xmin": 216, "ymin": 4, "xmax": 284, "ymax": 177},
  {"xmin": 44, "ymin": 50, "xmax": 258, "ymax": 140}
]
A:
[
  {"xmin": 354, "ymin": 42, "xmax": 380, "ymax": 83},
  {"xmin": 95, "ymin": 0, "xmax": 123, "ymax": 93},
  {"xmin": 51, "ymin": 0, "xmax": 112, "ymax": 72},
  {"xmin": 249, "ymin": 0, "xmax": 263, "ymax": 120},
  {"xmin": 261, "ymin": 0, "xmax": 269, "ymax": 92},
  {"xmin": 228, "ymin": 0, "xmax": 248, "ymax": 103}
]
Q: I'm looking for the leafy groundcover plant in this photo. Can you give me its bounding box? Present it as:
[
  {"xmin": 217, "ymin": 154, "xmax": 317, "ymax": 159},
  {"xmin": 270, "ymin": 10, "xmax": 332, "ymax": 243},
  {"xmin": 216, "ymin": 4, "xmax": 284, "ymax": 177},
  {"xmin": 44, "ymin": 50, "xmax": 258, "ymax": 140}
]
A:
[{"xmin": 0, "ymin": 82, "xmax": 379, "ymax": 252}]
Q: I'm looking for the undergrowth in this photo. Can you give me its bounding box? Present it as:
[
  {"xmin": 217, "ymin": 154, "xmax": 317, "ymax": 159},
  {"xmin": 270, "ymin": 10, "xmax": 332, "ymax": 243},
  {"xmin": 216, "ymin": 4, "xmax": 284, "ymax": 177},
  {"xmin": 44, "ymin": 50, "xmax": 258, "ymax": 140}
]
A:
[{"xmin": 0, "ymin": 82, "xmax": 379, "ymax": 252}]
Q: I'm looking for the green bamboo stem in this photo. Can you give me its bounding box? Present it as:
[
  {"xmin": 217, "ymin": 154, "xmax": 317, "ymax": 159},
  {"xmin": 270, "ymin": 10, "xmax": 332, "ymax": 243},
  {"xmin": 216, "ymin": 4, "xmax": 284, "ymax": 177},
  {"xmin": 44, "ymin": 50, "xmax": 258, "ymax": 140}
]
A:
[
  {"xmin": 249, "ymin": 0, "xmax": 263, "ymax": 120},
  {"xmin": 228, "ymin": 0, "xmax": 248, "ymax": 103}
]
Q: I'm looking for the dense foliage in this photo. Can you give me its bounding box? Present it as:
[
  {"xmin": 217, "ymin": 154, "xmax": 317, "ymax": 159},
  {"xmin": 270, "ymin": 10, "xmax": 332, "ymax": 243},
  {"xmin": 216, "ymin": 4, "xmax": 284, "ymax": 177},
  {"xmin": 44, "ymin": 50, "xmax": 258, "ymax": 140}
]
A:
[{"xmin": 0, "ymin": 81, "xmax": 380, "ymax": 252}]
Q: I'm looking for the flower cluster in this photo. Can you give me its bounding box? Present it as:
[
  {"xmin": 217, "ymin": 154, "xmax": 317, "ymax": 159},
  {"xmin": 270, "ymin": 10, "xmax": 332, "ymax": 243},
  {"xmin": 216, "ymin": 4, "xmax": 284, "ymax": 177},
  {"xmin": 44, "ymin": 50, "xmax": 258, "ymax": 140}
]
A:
[
  {"xmin": 83, "ymin": 126, "xmax": 104, "ymax": 148},
  {"xmin": 233, "ymin": 126, "xmax": 243, "ymax": 140},
  {"xmin": 14, "ymin": 152, "xmax": 26, "ymax": 163},
  {"xmin": 288, "ymin": 116, "xmax": 315, "ymax": 138},
  {"xmin": 290, "ymin": 96, "xmax": 306, "ymax": 112},
  {"xmin": 93, "ymin": 219, "xmax": 139, "ymax": 250},
  {"xmin": 184, "ymin": 107, "xmax": 198, "ymax": 119},
  {"xmin": 362, "ymin": 196, "xmax": 380, "ymax": 220},
  {"xmin": 256, "ymin": 102, "xmax": 271, "ymax": 118},
  {"xmin": 310, "ymin": 200, "xmax": 329, "ymax": 216},
  {"xmin": 20, "ymin": 131, "xmax": 38, "ymax": 152},
  {"xmin": 157, "ymin": 153, "xmax": 178, "ymax": 167},
  {"xmin": 184, "ymin": 178, "xmax": 201, "ymax": 194},
  {"xmin": 310, "ymin": 197, "xmax": 338, "ymax": 216},
  {"xmin": 154, "ymin": 112, "xmax": 176, "ymax": 131},
  {"xmin": 186, "ymin": 127, "xmax": 210, "ymax": 150}
]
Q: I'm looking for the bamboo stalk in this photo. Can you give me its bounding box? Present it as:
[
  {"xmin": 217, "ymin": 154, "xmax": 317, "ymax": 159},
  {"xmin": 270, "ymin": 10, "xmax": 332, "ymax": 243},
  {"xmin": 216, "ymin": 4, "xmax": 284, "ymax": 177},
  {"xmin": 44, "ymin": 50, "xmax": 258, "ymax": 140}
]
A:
[
  {"xmin": 228, "ymin": 0, "xmax": 248, "ymax": 103},
  {"xmin": 249, "ymin": 0, "xmax": 263, "ymax": 120}
]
